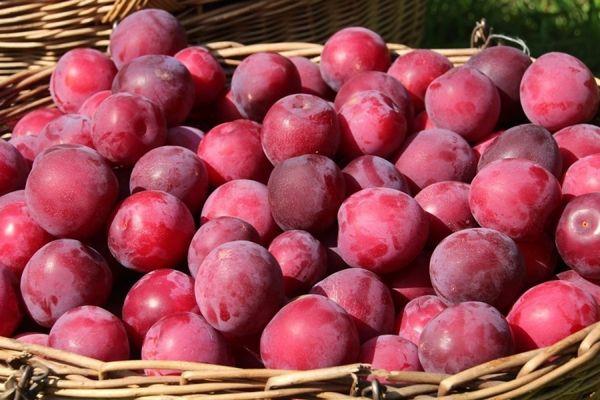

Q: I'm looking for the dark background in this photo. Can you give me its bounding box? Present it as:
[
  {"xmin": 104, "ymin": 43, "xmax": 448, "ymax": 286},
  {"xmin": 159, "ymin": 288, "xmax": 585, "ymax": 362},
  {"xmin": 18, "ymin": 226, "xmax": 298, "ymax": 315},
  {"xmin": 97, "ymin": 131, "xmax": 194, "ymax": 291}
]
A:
[{"xmin": 421, "ymin": 0, "xmax": 600, "ymax": 75}]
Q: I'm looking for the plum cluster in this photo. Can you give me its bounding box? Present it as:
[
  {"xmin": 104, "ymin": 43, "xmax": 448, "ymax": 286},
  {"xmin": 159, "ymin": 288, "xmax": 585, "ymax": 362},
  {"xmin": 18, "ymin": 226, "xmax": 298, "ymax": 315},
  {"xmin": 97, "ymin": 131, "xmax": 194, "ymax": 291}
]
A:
[{"xmin": 1, "ymin": 8, "xmax": 600, "ymax": 379}]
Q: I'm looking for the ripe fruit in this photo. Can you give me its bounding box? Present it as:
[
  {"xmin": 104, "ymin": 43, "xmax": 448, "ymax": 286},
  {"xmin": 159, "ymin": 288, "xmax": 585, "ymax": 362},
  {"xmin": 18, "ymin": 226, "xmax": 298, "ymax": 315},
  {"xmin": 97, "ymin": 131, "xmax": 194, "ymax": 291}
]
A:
[
  {"xmin": 0, "ymin": 191, "xmax": 52, "ymax": 278},
  {"xmin": 49, "ymin": 306, "xmax": 129, "ymax": 361},
  {"xmin": 122, "ymin": 269, "xmax": 199, "ymax": 348},
  {"xmin": 429, "ymin": 228, "xmax": 524, "ymax": 310},
  {"xmin": 386, "ymin": 251, "xmax": 435, "ymax": 307},
  {"xmin": 260, "ymin": 294, "xmax": 359, "ymax": 370},
  {"xmin": 37, "ymin": 113, "xmax": 94, "ymax": 152},
  {"xmin": 507, "ymin": 281, "xmax": 599, "ymax": 351},
  {"xmin": 108, "ymin": 190, "xmax": 195, "ymax": 272},
  {"xmin": 554, "ymin": 124, "xmax": 600, "ymax": 172},
  {"xmin": 262, "ymin": 94, "xmax": 340, "ymax": 164},
  {"xmin": 0, "ymin": 268, "xmax": 22, "ymax": 337},
  {"xmin": 290, "ymin": 56, "xmax": 335, "ymax": 100},
  {"xmin": 50, "ymin": 48, "xmax": 116, "ymax": 113},
  {"xmin": 12, "ymin": 108, "xmax": 62, "ymax": 137},
  {"xmin": 112, "ymin": 55, "xmax": 195, "ymax": 126},
  {"xmin": 25, "ymin": 145, "xmax": 118, "ymax": 238},
  {"xmin": 91, "ymin": 93, "xmax": 167, "ymax": 166},
  {"xmin": 395, "ymin": 128, "xmax": 477, "ymax": 191},
  {"xmin": 198, "ymin": 120, "xmax": 271, "ymax": 185},
  {"xmin": 195, "ymin": 241, "xmax": 285, "ymax": 336},
  {"xmin": 188, "ymin": 217, "xmax": 260, "ymax": 278},
  {"xmin": 20, "ymin": 239, "xmax": 112, "ymax": 327},
  {"xmin": 469, "ymin": 159, "xmax": 562, "ymax": 240},
  {"xmin": 388, "ymin": 49, "xmax": 453, "ymax": 112},
  {"xmin": 269, "ymin": 230, "xmax": 327, "ymax": 297},
  {"xmin": 562, "ymin": 154, "xmax": 600, "ymax": 198},
  {"xmin": 109, "ymin": 9, "xmax": 187, "ymax": 68},
  {"xmin": 311, "ymin": 268, "xmax": 395, "ymax": 342},
  {"xmin": 166, "ymin": 125, "xmax": 204, "ymax": 152},
  {"xmin": 231, "ymin": 52, "xmax": 301, "ymax": 121},
  {"xmin": 174, "ymin": 46, "xmax": 226, "ymax": 106},
  {"xmin": 343, "ymin": 155, "xmax": 410, "ymax": 195},
  {"xmin": 337, "ymin": 187, "xmax": 428, "ymax": 274},
  {"xmin": 520, "ymin": 52, "xmax": 599, "ymax": 132},
  {"xmin": 268, "ymin": 155, "xmax": 345, "ymax": 233},
  {"xmin": 418, "ymin": 302, "xmax": 513, "ymax": 374},
  {"xmin": 320, "ymin": 27, "xmax": 390, "ymax": 91},
  {"xmin": 0, "ymin": 140, "xmax": 28, "ymax": 196},
  {"xmin": 398, "ymin": 295, "xmax": 447, "ymax": 345},
  {"xmin": 425, "ymin": 67, "xmax": 500, "ymax": 142},
  {"xmin": 142, "ymin": 312, "xmax": 232, "ymax": 375},
  {"xmin": 359, "ymin": 335, "xmax": 422, "ymax": 375},
  {"xmin": 130, "ymin": 146, "xmax": 208, "ymax": 214},
  {"xmin": 555, "ymin": 193, "xmax": 600, "ymax": 280}
]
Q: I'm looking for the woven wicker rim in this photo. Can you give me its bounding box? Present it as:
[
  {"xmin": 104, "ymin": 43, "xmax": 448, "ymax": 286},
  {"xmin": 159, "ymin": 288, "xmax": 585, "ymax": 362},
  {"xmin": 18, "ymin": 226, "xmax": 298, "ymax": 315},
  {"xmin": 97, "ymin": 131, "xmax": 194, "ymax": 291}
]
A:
[{"xmin": 1, "ymin": 41, "xmax": 600, "ymax": 399}]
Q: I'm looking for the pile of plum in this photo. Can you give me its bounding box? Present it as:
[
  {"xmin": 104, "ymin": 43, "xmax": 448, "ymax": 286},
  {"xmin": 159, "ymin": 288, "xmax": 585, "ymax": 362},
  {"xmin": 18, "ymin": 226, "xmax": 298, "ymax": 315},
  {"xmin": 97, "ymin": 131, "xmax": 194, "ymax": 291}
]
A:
[{"xmin": 1, "ymin": 8, "xmax": 599, "ymax": 376}]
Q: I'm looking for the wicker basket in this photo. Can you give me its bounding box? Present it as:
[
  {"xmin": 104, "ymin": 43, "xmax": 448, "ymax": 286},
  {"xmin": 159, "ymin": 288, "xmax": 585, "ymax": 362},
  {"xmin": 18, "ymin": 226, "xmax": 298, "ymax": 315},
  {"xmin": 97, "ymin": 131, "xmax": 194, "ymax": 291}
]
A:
[
  {"xmin": 1, "ymin": 36, "xmax": 600, "ymax": 399},
  {"xmin": 0, "ymin": 0, "xmax": 426, "ymax": 77}
]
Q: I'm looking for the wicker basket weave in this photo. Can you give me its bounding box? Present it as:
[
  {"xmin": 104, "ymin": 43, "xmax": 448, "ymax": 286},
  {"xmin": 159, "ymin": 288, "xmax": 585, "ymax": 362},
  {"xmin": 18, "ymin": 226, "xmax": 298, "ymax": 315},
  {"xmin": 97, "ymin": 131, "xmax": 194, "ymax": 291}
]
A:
[
  {"xmin": 0, "ymin": 0, "xmax": 426, "ymax": 77},
  {"xmin": 1, "ymin": 40, "xmax": 600, "ymax": 398}
]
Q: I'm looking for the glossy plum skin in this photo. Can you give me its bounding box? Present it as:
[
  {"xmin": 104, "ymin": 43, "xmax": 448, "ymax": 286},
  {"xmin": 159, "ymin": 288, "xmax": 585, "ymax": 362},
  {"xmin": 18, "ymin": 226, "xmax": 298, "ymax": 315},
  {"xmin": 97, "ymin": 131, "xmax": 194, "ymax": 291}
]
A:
[
  {"xmin": 338, "ymin": 188, "xmax": 428, "ymax": 274},
  {"xmin": 269, "ymin": 230, "xmax": 327, "ymax": 297},
  {"xmin": 130, "ymin": 146, "xmax": 208, "ymax": 214},
  {"xmin": 0, "ymin": 268, "xmax": 22, "ymax": 337},
  {"xmin": 14, "ymin": 332, "xmax": 49, "ymax": 346},
  {"xmin": 386, "ymin": 251, "xmax": 435, "ymax": 308},
  {"xmin": 109, "ymin": 9, "xmax": 187, "ymax": 68},
  {"xmin": 418, "ymin": 302, "xmax": 514, "ymax": 374},
  {"xmin": 557, "ymin": 270, "xmax": 600, "ymax": 305},
  {"xmin": 555, "ymin": 193, "xmax": 600, "ymax": 280},
  {"xmin": 268, "ymin": 155, "xmax": 345, "ymax": 233},
  {"xmin": 142, "ymin": 312, "xmax": 232, "ymax": 375},
  {"xmin": 166, "ymin": 126, "xmax": 204, "ymax": 152},
  {"xmin": 359, "ymin": 335, "xmax": 422, "ymax": 376},
  {"xmin": 49, "ymin": 306, "xmax": 129, "ymax": 361},
  {"xmin": 91, "ymin": 93, "xmax": 167, "ymax": 166},
  {"xmin": 520, "ymin": 52, "xmax": 599, "ymax": 132},
  {"xmin": 25, "ymin": 145, "xmax": 119, "ymax": 238},
  {"xmin": 78, "ymin": 90, "xmax": 111, "ymax": 118},
  {"xmin": 0, "ymin": 196, "xmax": 52, "ymax": 278},
  {"xmin": 108, "ymin": 190, "xmax": 194, "ymax": 272},
  {"xmin": 554, "ymin": 124, "xmax": 600, "ymax": 172},
  {"xmin": 289, "ymin": 56, "xmax": 335, "ymax": 100},
  {"xmin": 50, "ymin": 48, "xmax": 117, "ymax": 113},
  {"xmin": 334, "ymin": 71, "xmax": 411, "ymax": 115},
  {"xmin": 477, "ymin": 124, "xmax": 562, "ymax": 177},
  {"xmin": 122, "ymin": 269, "xmax": 199, "ymax": 348},
  {"xmin": 562, "ymin": 154, "xmax": 600, "ymax": 198},
  {"xmin": 338, "ymin": 91, "xmax": 408, "ymax": 160},
  {"xmin": 342, "ymin": 155, "xmax": 410, "ymax": 195},
  {"xmin": 469, "ymin": 159, "xmax": 562, "ymax": 240},
  {"xmin": 466, "ymin": 46, "xmax": 532, "ymax": 123},
  {"xmin": 516, "ymin": 234, "xmax": 558, "ymax": 287},
  {"xmin": 12, "ymin": 108, "xmax": 62, "ymax": 137},
  {"xmin": 20, "ymin": 239, "xmax": 112, "ymax": 327},
  {"xmin": 231, "ymin": 53, "xmax": 301, "ymax": 121},
  {"xmin": 507, "ymin": 281, "xmax": 599, "ymax": 351},
  {"xmin": 415, "ymin": 181, "xmax": 477, "ymax": 244},
  {"xmin": 388, "ymin": 50, "xmax": 453, "ymax": 112},
  {"xmin": 174, "ymin": 47, "xmax": 225, "ymax": 106},
  {"xmin": 430, "ymin": 228, "xmax": 525, "ymax": 310},
  {"xmin": 195, "ymin": 241, "xmax": 285, "ymax": 336},
  {"xmin": 262, "ymin": 94, "xmax": 340, "ymax": 164},
  {"xmin": 0, "ymin": 140, "xmax": 28, "ymax": 196},
  {"xmin": 188, "ymin": 217, "xmax": 259, "ymax": 278},
  {"xmin": 311, "ymin": 268, "xmax": 395, "ymax": 342},
  {"xmin": 395, "ymin": 129, "xmax": 477, "ymax": 192},
  {"xmin": 320, "ymin": 27, "xmax": 390, "ymax": 91},
  {"xmin": 260, "ymin": 294, "xmax": 359, "ymax": 370},
  {"xmin": 198, "ymin": 120, "xmax": 271, "ymax": 185},
  {"xmin": 113, "ymin": 55, "xmax": 194, "ymax": 126},
  {"xmin": 37, "ymin": 114, "xmax": 94, "ymax": 152},
  {"xmin": 425, "ymin": 67, "xmax": 500, "ymax": 142},
  {"xmin": 201, "ymin": 179, "xmax": 278, "ymax": 244},
  {"xmin": 398, "ymin": 295, "xmax": 447, "ymax": 345}
]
